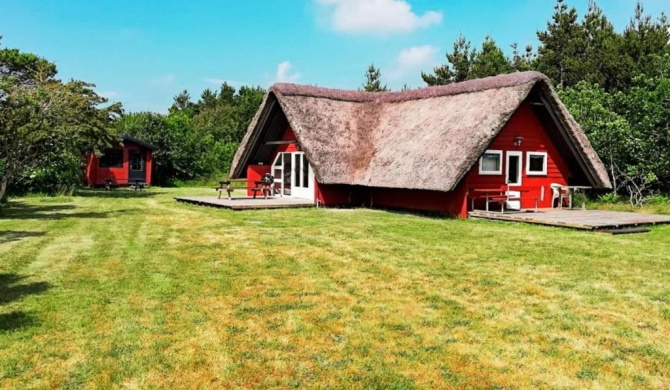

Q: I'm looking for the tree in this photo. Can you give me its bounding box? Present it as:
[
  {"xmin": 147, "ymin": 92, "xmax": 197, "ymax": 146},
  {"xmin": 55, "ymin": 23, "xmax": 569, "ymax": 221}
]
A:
[
  {"xmin": 614, "ymin": 71, "xmax": 670, "ymax": 202},
  {"xmin": 470, "ymin": 36, "xmax": 514, "ymax": 79},
  {"xmin": 362, "ymin": 64, "xmax": 388, "ymax": 92},
  {"xmin": 199, "ymin": 88, "xmax": 218, "ymax": 109},
  {"xmin": 422, "ymin": 33, "xmax": 474, "ymax": 85},
  {"xmin": 169, "ymin": 89, "xmax": 196, "ymax": 116},
  {"xmin": 218, "ymin": 82, "xmax": 236, "ymax": 105},
  {"xmin": 511, "ymin": 43, "xmax": 536, "ymax": 72},
  {"xmin": 581, "ymin": 0, "xmax": 631, "ymax": 91},
  {"xmin": 0, "ymin": 40, "xmax": 121, "ymax": 202},
  {"xmin": 622, "ymin": 2, "xmax": 670, "ymax": 80},
  {"xmin": 559, "ymin": 82, "xmax": 631, "ymax": 196},
  {"xmin": 536, "ymin": 0, "xmax": 588, "ymax": 88}
]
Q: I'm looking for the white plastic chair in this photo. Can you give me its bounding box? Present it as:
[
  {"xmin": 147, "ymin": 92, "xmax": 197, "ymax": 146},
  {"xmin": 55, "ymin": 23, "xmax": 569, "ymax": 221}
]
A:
[{"xmin": 550, "ymin": 183, "xmax": 570, "ymax": 208}]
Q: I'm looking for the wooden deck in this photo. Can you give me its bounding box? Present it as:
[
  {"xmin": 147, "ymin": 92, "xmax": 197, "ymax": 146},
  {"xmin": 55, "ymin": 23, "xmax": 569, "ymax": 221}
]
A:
[
  {"xmin": 469, "ymin": 209, "xmax": 670, "ymax": 231},
  {"xmin": 174, "ymin": 196, "xmax": 315, "ymax": 210}
]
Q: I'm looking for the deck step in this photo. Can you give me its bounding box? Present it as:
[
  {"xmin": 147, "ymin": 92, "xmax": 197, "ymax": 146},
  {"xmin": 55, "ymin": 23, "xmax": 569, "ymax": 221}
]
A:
[{"xmin": 599, "ymin": 227, "xmax": 651, "ymax": 235}]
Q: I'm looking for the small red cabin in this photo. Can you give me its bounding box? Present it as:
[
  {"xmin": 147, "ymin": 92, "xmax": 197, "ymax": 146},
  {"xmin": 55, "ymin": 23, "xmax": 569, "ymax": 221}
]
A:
[
  {"xmin": 85, "ymin": 135, "xmax": 157, "ymax": 187},
  {"xmin": 230, "ymin": 72, "xmax": 611, "ymax": 217}
]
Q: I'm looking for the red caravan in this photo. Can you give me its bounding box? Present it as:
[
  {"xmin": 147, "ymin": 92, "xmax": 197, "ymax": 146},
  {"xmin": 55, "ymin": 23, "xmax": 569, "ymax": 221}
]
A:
[
  {"xmin": 85, "ymin": 135, "xmax": 157, "ymax": 187},
  {"xmin": 231, "ymin": 72, "xmax": 611, "ymax": 217}
]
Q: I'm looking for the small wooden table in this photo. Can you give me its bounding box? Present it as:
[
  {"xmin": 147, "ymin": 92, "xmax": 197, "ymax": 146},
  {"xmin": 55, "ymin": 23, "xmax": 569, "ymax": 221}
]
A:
[{"xmin": 562, "ymin": 186, "xmax": 592, "ymax": 209}]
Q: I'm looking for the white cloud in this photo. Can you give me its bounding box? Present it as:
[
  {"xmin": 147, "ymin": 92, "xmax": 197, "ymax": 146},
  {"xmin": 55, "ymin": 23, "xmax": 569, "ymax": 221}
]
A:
[
  {"xmin": 275, "ymin": 61, "xmax": 300, "ymax": 83},
  {"xmin": 387, "ymin": 45, "xmax": 439, "ymax": 81},
  {"xmin": 316, "ymin": 0, "xmax": 442, "ymax": 35}
]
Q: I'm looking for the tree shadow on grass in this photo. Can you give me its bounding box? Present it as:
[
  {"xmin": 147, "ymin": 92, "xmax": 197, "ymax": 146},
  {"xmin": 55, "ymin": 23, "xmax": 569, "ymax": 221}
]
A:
[
  {"xmin": 0, "ymin": 311, "xmax": 38, "ymax": 333},
  {"xmin": 0, "ymin": 274, "xmax": 50, "ymax": 305},
  {"xmin": 1, "ymin": 202, "xmax": 135, "ymax": 220},
  {"xmin": 0, "ymin": 274, "xmax": 50, "ymax": 333},
  {"xmin": 0, "ymin": 231, "xmax": 47, "ymax": 244},
  {"xmin": 75, "ymin": 188, "xmax": 164, "ymax": 199}
]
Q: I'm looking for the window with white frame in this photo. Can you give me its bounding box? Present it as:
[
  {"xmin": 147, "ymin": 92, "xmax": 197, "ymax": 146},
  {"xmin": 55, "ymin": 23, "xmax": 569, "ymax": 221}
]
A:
[
  {"xmin": 479, "ymin": 150, "xmax": 503, "ymax": 175},
  {"xmin": 526, "ymin": 152, "xmax": 548, "ymax": 175}
]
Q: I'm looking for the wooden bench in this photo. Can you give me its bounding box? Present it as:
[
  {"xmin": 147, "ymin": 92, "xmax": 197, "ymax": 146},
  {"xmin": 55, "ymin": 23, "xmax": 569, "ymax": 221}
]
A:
[
  {"xmin": 216, "ymin": 180, "xmax": 270, "ymax": 200},
  {"xmin": 130, "ymin": 180, "xmax": 148, "ymax": 191},
  {"xmin": 469, "ymin": 186, "xmax": 546, "ymax": 213},
  {"xmin": 469, "ymin": 186, "xmax": 521, "ymax": 214}
]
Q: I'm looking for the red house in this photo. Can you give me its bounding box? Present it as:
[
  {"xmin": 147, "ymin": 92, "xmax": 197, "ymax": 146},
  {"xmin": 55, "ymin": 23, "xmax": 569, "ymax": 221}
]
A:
[
  {"xmin": 230, "ymin": 72, "xmax": 611, "ymax": 217},
  {"xmin": 85, "ymin": 135, "xmax": 157, "ymax": 187}
]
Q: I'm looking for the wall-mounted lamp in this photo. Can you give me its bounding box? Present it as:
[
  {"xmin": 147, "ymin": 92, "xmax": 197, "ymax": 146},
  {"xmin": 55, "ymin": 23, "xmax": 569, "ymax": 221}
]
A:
[{"xmin": 514, "ymin": 136, "xmax": 524, "ymax": 147}]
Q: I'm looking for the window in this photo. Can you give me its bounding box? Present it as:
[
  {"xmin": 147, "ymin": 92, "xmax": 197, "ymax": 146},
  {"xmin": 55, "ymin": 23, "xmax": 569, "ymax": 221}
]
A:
[
  {"xmin": 99, "ymin": 150, "xmax": 123, "ymax": 168},
  {"xmin": 479, "ymin": 150, "xmax": 503, "ymax": 175},
  {"xmin": 129, "ymin": 150, "xmax": 144, "ymax": 171},
  {"xmin": 526, "ymin": 152, "xmax": 548, "ymax": 175}
]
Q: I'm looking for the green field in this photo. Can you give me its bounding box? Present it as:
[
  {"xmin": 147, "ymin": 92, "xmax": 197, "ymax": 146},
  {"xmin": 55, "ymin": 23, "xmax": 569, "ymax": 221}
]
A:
[{"xmin": 1, "ymin": 188, "xmax": 669, "ymax": 389}]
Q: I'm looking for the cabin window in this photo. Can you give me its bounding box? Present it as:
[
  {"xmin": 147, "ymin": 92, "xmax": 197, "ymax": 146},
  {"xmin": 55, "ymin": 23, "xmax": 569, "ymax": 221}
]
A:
[
  {"xmin": 129, "ymin": 150, "xmax": 144, "ymax": 171},
  {"xmin": 99, "ymin": 150, "xmax": 123, "ymax": 168},
  {"xmin": 479, "ymin": 150, "xmax": 503, "ymax": 175},
  {"xmin": 526, "ymin": 152, "xmax": 548, "ymax": 175}
]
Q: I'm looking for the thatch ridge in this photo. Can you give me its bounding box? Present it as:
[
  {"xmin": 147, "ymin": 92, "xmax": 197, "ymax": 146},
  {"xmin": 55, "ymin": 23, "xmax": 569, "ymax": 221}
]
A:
[
  {"xmin": 231, "ymin": 71, "xmax": 612, "ymax": 191},
  {"xmin": 270, "ymin": 71, "xmax": 549, "ymax": 103}
]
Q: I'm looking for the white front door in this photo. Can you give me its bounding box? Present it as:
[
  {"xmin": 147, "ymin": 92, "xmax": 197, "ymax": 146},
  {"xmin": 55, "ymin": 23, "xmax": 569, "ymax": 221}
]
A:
[
  {"xmin": 290, "ymin": 152, "xmax": 314, "ymax": 200},
  {"xmin": 506, "ymin": 151, "xmax": 522, "ymax": 210},
  {"xmin": 506, "ymin": 151, "xmax": 522, "ymax": 186}
]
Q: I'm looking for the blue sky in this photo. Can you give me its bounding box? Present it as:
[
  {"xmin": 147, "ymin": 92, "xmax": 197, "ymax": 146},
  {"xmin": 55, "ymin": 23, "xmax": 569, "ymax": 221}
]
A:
[{"xmin": 1, "ymin": 0, "xmax": 667, "ymax": 113}]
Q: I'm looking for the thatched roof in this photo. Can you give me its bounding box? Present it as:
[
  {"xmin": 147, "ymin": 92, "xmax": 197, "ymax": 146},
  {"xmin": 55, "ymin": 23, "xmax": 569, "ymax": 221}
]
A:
[{"xmin": 231, "ymin": 71, "xmax": 611, "ymax": 191}]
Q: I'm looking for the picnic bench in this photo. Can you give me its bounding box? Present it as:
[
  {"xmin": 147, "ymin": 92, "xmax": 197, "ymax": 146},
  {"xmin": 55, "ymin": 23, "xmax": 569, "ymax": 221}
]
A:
[
  {"xmin": 216, "ymin": 179, "xmax": 274, "ymax": 200},
  {"xmin": 469, "ymin": 185, "xmax": 545, "ymax": 213}
]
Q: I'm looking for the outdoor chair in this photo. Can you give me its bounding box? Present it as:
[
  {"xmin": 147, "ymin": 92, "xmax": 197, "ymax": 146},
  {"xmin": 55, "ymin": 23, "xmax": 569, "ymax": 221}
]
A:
[{"xmin": 551, "ymin": 183, "xmax": 570, "ymax": 208}]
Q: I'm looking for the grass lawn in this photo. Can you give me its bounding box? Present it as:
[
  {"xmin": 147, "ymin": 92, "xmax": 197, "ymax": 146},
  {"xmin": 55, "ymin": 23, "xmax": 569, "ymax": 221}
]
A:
[{"xmin": 1, "ymin": 188, "xmax": 669, "ymax": 389}]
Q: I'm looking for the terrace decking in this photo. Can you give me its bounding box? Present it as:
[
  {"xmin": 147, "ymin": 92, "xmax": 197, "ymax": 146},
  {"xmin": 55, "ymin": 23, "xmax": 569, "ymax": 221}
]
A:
[
  {"xmin": 175, "ymin": 196, "xmax": 315, "ymax": 210},
  {"xmin": 469, "ymin": 209, "xmax": 670, "ymax": 231}
]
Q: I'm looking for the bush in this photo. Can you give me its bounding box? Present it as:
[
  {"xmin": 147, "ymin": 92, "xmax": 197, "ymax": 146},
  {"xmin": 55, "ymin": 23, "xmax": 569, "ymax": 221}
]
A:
[{"xmin": 598, "ymin": 192, "xmax": 621, "ymax": 204}]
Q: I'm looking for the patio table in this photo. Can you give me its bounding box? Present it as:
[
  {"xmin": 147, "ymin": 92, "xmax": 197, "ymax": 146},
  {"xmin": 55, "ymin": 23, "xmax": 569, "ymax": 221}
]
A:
[{"xmin": 562, "ymin": 186, "xmax": 592, "ymax": 210}]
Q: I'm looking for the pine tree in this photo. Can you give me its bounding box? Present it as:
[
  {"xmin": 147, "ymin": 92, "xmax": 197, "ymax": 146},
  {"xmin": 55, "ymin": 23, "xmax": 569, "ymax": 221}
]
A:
[
  {"xmin": 470, "ymin": 35, "xmax": 514, "ymax": 79},
  {"xmin": 362, "ymin": 64, "xmax": 388, "ymax": 92},
  {"xmin": 536, "ymin": 0, "xmax": 588, "ymax": 88},
  {"xmin": 170, "ymin": 90, "xmax": 194, "ymax": 114},
  {"xmin": 511, "ymin": 43, "xmax": 535, "ymax": 72},
  {"xmin": 422, "ymin": 33, "xmax": 474, "ymax": 85},
  {"xmin": 582, "ymin": 0, "xmax": 629, "ymax": 91},
  {"xmin": 622, "ymin": 2, "xmax": 670, "ymax": 80}
]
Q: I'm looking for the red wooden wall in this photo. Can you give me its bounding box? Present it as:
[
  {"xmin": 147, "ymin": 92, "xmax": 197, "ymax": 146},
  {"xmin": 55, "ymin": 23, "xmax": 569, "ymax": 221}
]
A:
[
  {"xmin": 85, "ymin": 142, "xmax": 153, "ymax": 186},
  {"xmin": 462, "ymin": 103, "xmax": 571, "ymax": 210},
  {"xmin": 246, "ymin": 165, "xmax": 271, "ymax": 196}
]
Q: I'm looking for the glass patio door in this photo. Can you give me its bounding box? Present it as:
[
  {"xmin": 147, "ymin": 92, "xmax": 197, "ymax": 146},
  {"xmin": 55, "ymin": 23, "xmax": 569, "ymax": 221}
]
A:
[
  {"xmin": 272, "ymin": 152, "xmax": 292, "ymax": 196},
  {"xmin": 291, "ymin": 152, "xmax": 314, "ymax": 200},
  {"xmin": 271, "ymin": 152, "xmax": 313, "ymax": 200}
]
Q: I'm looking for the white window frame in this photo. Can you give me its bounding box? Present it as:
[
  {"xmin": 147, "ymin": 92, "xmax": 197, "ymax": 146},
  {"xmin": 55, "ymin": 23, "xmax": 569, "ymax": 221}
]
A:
[
  {"xmin": 526, "ymin": 151, "xmax": 548, "ymax": 176},
  {"xmin": 479, "ymin": 150, "xmax": 503, "ymax": 175}
]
